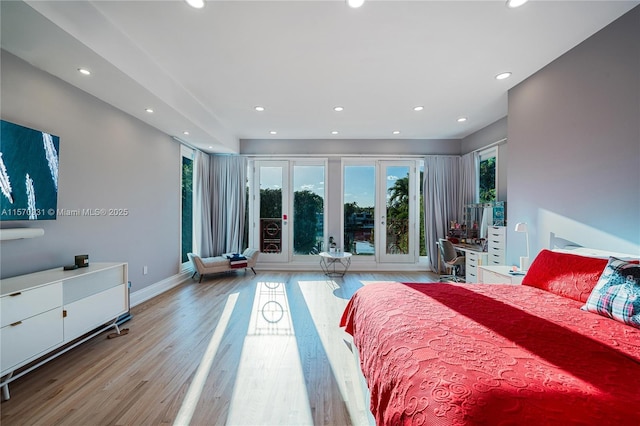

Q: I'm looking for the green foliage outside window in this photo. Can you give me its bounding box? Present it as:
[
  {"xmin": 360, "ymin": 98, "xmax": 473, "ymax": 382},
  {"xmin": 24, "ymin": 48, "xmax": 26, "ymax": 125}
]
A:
[
  {"xmin": 293, "ymin": 190, "xmax": 323, "ymax": 254},
  {"xmin": 479, "ymin": 157, "xmax": 496, "ymax": 203},
  {"xmin": 260, "ymin": 188, "xmax": 282, "ymax": 218},
  {"xmin": 387, "ymin": 176, "xmax": 410, "ymax": 254},
  {"xmin": 259, "ymin": 188, "xmax": 324, "ymax": 255},
  {"xmin": 181, "ymin": 158, "xmax": 193, "ymax": 263}
]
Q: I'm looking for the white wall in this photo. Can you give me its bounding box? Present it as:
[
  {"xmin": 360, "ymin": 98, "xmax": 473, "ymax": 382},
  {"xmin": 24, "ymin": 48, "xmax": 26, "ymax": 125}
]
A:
[
  {"xmin": 0, "ymin": 51, "xmax": 182, "ymax": 292},
  {"xmin": 506, "ymin": 6, "xmax": 640, "ymax": 264}
]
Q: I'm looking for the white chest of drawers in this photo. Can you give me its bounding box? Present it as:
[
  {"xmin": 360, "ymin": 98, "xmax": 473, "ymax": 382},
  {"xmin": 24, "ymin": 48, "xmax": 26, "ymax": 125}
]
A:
[
  {"xmin": 0, "ymin": 263, "xmax": 128, "ymax": 400},
  {"xmin": 486, "ymin": 226, "xmax": 506, "ymax": 265},
  {"xmin": 465, "ymin": 250, "xmax": 488, "ymax": 283}
]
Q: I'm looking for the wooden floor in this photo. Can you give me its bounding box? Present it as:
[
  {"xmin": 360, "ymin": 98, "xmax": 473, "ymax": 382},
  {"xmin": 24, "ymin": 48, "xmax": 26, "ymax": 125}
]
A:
[{"xmin": 1, "ymin": 270, "xmax": 437, "ymax": 426}]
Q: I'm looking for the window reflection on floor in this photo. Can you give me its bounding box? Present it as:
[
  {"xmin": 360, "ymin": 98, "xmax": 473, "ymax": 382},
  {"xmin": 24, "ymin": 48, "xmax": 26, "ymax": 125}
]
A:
[{"xmin": 250, "ymin": 281, "xmax": 294, "ymax": 336}]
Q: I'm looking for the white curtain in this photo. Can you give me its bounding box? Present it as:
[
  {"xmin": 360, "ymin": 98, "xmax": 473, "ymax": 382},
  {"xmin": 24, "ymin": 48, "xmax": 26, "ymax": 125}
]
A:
[
  {"xmin": 194, "ymin": 153, "xmax": 247, "ymax": 257},
  {"xmin": 210, "ymin": 155, "xmax": 247, "ymax": 255},
  {"xmin": 194, "ymin": 151, "xmax": 214, "ymax": 257},
  {"xmin": 460, "ymin": 151, "xmax": 479, "ymax": 215},
  {"xmin": 423, "ymin": 156, "xmax": 462, "ymax": 272}
]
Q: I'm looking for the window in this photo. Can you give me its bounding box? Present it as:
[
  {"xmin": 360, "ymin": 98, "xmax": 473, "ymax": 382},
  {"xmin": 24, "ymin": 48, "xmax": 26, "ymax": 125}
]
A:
[
  {"xmin": 343, "ymin": 163, "xmax": 375, "ymax": 256},
  {"xmin": 419, "ymin": 161, "xmax": 426, "ymax": 256},
  {"xmin": 343, "ymin": 160, "xmax": 418, "ymax": 262},
  {"xmin": 478, "ymin": 148, "xmax": 497, "ymax": 203},
  {"xmin": 293, "ymin": 163, "xmax": 325, "ymax": 255},
  {"xmin": 181, "ymin": 146, "xmax": 194, "ymax": 264}
]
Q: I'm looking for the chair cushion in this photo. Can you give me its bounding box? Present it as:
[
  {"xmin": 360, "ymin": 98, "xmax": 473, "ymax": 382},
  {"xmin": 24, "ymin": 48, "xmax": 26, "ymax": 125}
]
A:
[{"xmin": 201, "ymin": 256, "xmax": 229, "ymax": 267}]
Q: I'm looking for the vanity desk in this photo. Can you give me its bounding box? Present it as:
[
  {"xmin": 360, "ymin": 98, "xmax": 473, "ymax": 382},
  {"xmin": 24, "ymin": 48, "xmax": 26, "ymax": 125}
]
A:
[
  {"xmin": 450, "ymin": 226, "xmax": 506, "ymax": 283},
  {"xmin": 452, "ymin": 244, "xmax": 487, "ymax": 283}
]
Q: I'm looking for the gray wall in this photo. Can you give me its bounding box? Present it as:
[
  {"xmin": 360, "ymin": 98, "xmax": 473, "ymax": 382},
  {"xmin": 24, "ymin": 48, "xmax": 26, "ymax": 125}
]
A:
[
  {"xmin": 0, "ymin": 51, "xmax": 181, "ymax": 292},
  {"xmin": 461, "ymin": 117, "xmax": 507, "ymax": 154},
  {"xmin": 241, "ymin": 138, "xmax": 461, "ymax": 156},
  {"xmin": 461, "ymin": 117, "xmax": 509, "ymax": 203},
  {"xmin": 506, "ymin": 6, "xmax": 640, "ymax": 265}
]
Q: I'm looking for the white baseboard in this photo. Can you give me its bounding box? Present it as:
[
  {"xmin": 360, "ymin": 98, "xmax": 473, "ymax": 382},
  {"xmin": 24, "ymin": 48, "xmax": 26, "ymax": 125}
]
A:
[
  {"xmin": 255, "ymin": 261, "xmax": 434, "ymax": 272},
  {"xmin": 129, "ymin": 259, "xmax": 434, "ymax": 308},
  {"xmin": 130, "ymin": 269, "xmax": 193, "ymax": 308}
]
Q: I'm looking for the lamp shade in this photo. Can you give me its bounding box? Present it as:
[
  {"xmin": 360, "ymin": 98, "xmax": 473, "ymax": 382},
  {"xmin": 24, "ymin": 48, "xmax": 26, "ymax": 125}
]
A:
[
  {"xmin": 506, "ymin": 0, "xmax": 529, "ymax": 8},
  {"xmin": 514, "ymin": 222, "xmax": 528, "ymax": 233}
]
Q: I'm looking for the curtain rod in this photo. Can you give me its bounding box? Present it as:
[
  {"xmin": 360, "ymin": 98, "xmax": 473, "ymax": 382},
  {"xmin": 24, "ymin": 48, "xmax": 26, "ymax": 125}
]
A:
[
  {"xmin": 171, "ymin": 136, "xmax": 203, "ymax": 154},
  {"xmin": 470, "ymin": 137, "xmax": 507, "ymax": 154}
]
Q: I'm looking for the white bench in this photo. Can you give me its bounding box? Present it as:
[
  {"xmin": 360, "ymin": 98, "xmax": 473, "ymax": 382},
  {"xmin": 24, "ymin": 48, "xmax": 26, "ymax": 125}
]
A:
[{"xmin": 187, "ymin": 248, "xmax": 259, "ymax": 282}]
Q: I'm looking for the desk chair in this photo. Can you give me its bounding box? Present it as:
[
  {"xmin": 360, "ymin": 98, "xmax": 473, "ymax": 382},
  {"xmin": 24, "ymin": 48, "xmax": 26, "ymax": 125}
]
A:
[{"xmin": 438, "ymin": 238, "xmax": 466, "ymax": 282}]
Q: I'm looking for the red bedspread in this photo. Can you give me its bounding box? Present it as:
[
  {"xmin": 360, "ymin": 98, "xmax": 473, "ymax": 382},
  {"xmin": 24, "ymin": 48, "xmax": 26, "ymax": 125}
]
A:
[{"xmin": 340, "ymin": 282, "xmax": 640, "ymax": 425}]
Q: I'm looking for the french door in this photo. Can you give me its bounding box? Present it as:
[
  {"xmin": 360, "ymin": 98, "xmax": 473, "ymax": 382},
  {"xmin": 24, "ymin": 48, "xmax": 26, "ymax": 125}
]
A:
[
  {"xmin": 378, "ymin": 161, "xmax": 417, "ymax": 263},
  {"xmin": 343, "ymin": 160, "xmax": 418, "ymax": 263},
  {"xmin": 253, "ymin": 161, "xmax": 289, "ymax": 263}
]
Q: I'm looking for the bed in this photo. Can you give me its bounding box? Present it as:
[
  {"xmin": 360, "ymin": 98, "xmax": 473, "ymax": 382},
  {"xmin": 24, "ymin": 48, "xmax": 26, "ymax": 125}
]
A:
[{"xmin": 340, "ymin": 249, "xmax": 640, "ymax": 425}]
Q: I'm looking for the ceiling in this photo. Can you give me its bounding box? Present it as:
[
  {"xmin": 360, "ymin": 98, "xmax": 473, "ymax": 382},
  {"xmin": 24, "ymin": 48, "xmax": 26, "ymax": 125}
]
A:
[{"xmin": 1, "ymin": 1, "xmax": 638, "ymax": 154}]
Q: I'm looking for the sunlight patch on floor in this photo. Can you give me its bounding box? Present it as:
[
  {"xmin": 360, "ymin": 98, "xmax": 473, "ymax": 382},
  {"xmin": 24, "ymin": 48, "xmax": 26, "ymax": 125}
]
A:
[
  {"xmin": 226, "ymin": 281, "xmax": 313, "ymax": 425},
  {"xmin": 298, "ymin": 279, "xmax": 372, "ymax": 425},
  {"xmin": 173, "ymin": 292, "xmax": 239, "ymax": 426}
]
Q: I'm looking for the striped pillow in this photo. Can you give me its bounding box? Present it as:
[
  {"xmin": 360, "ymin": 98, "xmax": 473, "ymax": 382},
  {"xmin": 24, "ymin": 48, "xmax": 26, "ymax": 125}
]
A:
[{"xmin": 582, "ymin": 257, "xmax": 640, "ymax": 329}]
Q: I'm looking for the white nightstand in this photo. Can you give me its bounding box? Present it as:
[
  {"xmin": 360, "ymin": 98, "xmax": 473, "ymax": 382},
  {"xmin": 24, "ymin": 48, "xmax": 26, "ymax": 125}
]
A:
[{"xmin": 478, "ymin": 265, "xmax": 525, "ymax": 285}]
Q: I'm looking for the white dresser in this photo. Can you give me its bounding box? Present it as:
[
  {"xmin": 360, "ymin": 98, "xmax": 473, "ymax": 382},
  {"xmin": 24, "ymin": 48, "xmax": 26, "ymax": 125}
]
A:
[
  {"xmin": 464, "ymin": 249, "xmax": 488, "ymax": 283},
  {"xmin": 486, "ymin": 226, "xmax": 506, "ymax": 265},
  {"xmin": 0, "ymin": 263, "xmax": 128, "ymax": 400},
  {"xmin": 455, "ymin": 226, "xmax": 506, "ymax": 283}
]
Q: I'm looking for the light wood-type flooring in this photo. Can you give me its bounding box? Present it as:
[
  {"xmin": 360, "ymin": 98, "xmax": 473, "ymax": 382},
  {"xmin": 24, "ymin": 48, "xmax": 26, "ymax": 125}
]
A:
[{"xmin": 1, "ymin": 270, "xmax": 438, "ymax": 426}]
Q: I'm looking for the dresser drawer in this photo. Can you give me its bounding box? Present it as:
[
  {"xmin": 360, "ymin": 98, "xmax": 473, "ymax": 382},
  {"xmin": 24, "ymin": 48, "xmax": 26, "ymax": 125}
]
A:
[
  {"xmin": 1, "ymin": 307, "xmax": 64, "ymax": 373},
  {"xmin": 480, "ymin": 268, "xmax": 508, "ymax": 284},
  {"xmin": 1, "ymin": 282, "xmax": 63, "ymax": 328},
  {"xmin": 487, "ymin": 236, "xmax": 504, "ymax": 249},
  {"xmin": 488, "ymin": 226, "xmax": 505, "ymax": 238},
  {"xmin": 479, "ymin": 266, "xmax": 524, "ymax": 285},
  {"xmin": 488, "ymin": 252, "xmax": 505, "ymax": 265}
]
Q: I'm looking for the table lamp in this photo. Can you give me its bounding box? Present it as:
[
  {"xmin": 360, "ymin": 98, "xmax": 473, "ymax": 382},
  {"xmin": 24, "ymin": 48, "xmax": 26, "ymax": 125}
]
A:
[{"xmin": 514, "ymin": 222, "xmax": 530, "ymax": 271}]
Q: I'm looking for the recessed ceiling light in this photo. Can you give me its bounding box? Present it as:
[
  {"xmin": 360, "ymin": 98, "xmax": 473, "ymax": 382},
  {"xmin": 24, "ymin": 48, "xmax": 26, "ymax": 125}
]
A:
[
  {"xmin": 457, "ymin": 117, "xmax": 468, "ymax": 123},
  {"xmin": 506, "ymin": 0, "xmax": 528, "ymax": 8},
  {"xmin": 145, "ymin": 108, "xmax": 154, "ymax": 113},
  {"xmin": 77, "ymin": 68, "xmax": 91, "ymax": 76},
  {"xmin": 254, "ymin": 106, "xmax": 265, "ymax": 112},
  {"xmin": 269, "ymin": 131, "xmax": 277, "ymax": 135},
  {"xmin": 185, "ymin": 0, "xmax": 205, "ymax": 9},
  {"xmin": 347, "ymin": 0, "xmax": 365, "ymax": 8},
  {"xmin": 183, "ymin": 131, "xmax": 190, "ymax": 135},
  {"xmin": 333, "ymin": 106, "xmax": 344, "ymax": 112},
  {"xmin": 208, "ymin": 146, "xmax": 213, "ymax": 149},
  {"xmin": 413, "ymin": 106, "xmax": 424, "ymax": 112},
  {"xmin": 392, "ymin": 130, "xmax": 401, "ymax": 135},
  {"xmin": 331, "ymin": 131, "xmax": 339, "ymax": 135},
  {"xmin": 495, "ymin": 72, "xmax": 512, "ymax": 80}
]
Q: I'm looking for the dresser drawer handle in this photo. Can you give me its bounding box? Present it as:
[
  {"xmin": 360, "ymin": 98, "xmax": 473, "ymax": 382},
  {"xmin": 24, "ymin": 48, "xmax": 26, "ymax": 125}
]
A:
[
  {"xmin": 10, "ymin": 321, "xmax": 23, "ymax": 327},
  {"xmin": 9, "ymin": 292, "xmax": 22, "ymax": 297}
]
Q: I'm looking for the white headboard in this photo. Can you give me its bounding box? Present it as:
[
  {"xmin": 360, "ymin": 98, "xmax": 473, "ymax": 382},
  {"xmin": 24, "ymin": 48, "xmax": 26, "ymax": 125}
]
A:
[{"xmin": 553, "ymin": 246, "xmax": 639, "ymax": 260}]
